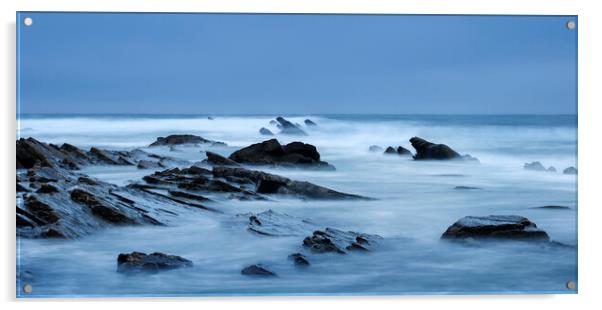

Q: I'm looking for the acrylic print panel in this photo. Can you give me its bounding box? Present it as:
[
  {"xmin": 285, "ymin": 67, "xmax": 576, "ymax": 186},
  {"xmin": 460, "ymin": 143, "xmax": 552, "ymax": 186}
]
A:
[{"xmin": 16, "ymin": 12, "xmax": 577, "ymax": 297}]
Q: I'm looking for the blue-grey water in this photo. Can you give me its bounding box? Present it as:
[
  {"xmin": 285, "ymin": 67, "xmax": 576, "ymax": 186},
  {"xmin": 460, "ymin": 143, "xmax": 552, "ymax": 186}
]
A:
[{"xmin": 16, "ymin": 114, "xmax": 577, "ymax": 296}]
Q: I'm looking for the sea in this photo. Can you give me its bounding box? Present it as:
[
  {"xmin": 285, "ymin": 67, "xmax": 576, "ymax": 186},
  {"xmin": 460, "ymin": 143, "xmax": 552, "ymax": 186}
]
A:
[{"xmin": 16, "ymin": 114, "xmax": 578, "ymax": 297}]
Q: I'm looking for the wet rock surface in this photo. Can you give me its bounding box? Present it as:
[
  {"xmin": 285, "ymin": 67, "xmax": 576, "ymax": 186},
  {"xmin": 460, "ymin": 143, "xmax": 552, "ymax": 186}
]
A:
[
  {"xmin": 259, "ymin": 127, "xmax": 274, "ymax": 136},
  {"xmin": 204, "ymin": 151, "xmax": 240, "ymax": 166},
  {"xmin": 117, "ymin": 251, "xmax": 193, "ymax": 274},
  {"xmin": 241, "ymin": 264, "xmax": 277, "ymax": 277},
  {"xmin": 304, "ymin": 119, "xmax": 317, "ymax": 127},
  {"xmin": 441, "ymin": 215, "xmax": 550, "ymax": 242},
  {"xmin": 288, "ymin": 253, "xmax": 310, "ymax": 267},
  {"xmin": 274, "ymin": 117, "xmax": 307, "ymax": 136},
  {"xmin": 247, "ymin": 210, "xmax": 316, "ymax": 236},
  {"xmin": 563, "ymin": 166, "xmax": 578, "ymax": 175},
  {"xmin": 228, "ymin": 139, "xmax": 334, "ymax": 169},
  {"xmin": 410, "ymin": 137, "xmax": 476, "ymax": 161},
  {"xmin": 17, "ymin": 137, "xmax": 188, "ymax": 171},
  {"xmin": 149, "ymin": 134, "xmax": 226, "ymax": 147},
  {"xmin": 303, "ymin": 228, "xmax": 382, "ymax": 254},
  {"xmin": 384, "ymin": 146, "xmax": 412, "ymax": 156}
]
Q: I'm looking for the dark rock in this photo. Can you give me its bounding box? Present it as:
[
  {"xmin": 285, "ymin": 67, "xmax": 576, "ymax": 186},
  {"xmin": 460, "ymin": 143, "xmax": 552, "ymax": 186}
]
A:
[
  {"xmin": 70, "ymin": 189, "xmax": 136, "ymax": 224},
  {"xmin": 259, "ymin": 127, "xmax": 274, "ymax": 136},
  {"xmin": 409, "ymin": 137, "xmax": 462, "ymax": 160},
  {"xmin": 207, "ymin": 116, "xmax": 214, "ymax": 120},
  {"xmin": 228, "ymin": 139, "xmax": 333, "ymax": 169},
  {"xmin": 149, "ymin": 134, "xmax": 225, "ymax": 147},
  {"xmin": 303, "ymin": 228, "xmax": 381, "ymax": 254},
  {"xmin": 17, "ymin": 183, "xmax": 29, "ymax": 192},
  {"xmin": 241, "ymin": 264, "xmax": 276, "ymax": 277},
  {"xmin": 288, "ymin": 253, "xmax": 310, "ymax": 267},
  {"xmin": 117, "ymin": 251, "xmax": 193, "ymax": 274},
  {"xmin": 454, "ymin": 186, "xmax": 482, "ymax": 190},
  {"xmin": 547, "ymin": 166, "xmax": 557, "ymax": 172},
  {"xmin": 36, "ymin": 184, "xmax": 59, "ymax": 194},
  {"xmin": 247, "ymin": 210, "xmax": 316, "ymax": 236},
  {"xmin": 396, "ymin": 146, "xmax": 412, "ymax": 156},
  {"xmin": 213, "ymin": 166, "xmax": 368, "ymax": 200},
  {"xmin": 204, "ymin": 151, "xmax": 240, "ymax": 166},
  {"xmin": 137, "ymin": 160, "xmax": 162, "ymax": 169},
  {"xmin": 368, "ymin": 145, "xmax": 383, "ymax": 152},
  {"xmin": 531, "ymin": 205, "xmax": 571, "ymax": 210},
  {"xmin": 275, "ymin": 117, "xmax": 307, "ymax": 136},
  {"xmin": 441, "ymin": 215, "xmax": 550, "ymax": 242},
  {"xmin": 524, "ymin": 161, "xmax": 548, "ymax": 172},
  {"xmin": 383, "ymin": 147, "xmax": 397, "ymax": 154},
  {"xmin": 563, "ymin": 167, "xmax": 578, "ymax": 175},
  {"xmin": 304, "ymin": 119, "xmax": 317, "ymax": 126}
]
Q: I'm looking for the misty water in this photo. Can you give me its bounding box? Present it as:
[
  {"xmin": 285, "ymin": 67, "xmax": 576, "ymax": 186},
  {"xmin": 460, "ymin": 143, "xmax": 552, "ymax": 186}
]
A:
[{"xmin": 17, "ymin": 115, "xmax": 577, "ymax": 296}]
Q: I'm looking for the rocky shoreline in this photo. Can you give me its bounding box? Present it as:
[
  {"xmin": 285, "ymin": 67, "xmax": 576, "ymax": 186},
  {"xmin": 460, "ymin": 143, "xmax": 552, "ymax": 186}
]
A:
[{"xmin": 16, "ymin": 131, "xmax": 574, "ymax": 277}]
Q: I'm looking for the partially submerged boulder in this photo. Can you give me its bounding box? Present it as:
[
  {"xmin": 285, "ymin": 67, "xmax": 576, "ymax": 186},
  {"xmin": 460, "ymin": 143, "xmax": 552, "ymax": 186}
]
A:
[
  {"xmin": 524, "ymin": 161, "xmax": 555, "ymax": 172},
  {"xmin": 563, "ymin": 167, "xmax": 578, "ymax": 175},
  {"xmin": 241, "ymin": 264, "xmax": 277, "ymax": 277},
  {"xmin": 228, "ymin": 139, "xmax": 334, "ymax": 169},
  {"xmin": 303, "ymin": 228, "xmax": 382, "ymax": 254},
  {"xmin": 117, "ymin": 251, "xmax": 193, "ymax": 274},
  {"xmin": 441, "ymin": 215, "xmax": 550, "ymax": 242},
  {"xmin": 384, "ymin": 146, "xmax": 412, "ymax": 156},
  {"xmin": 288, "ymin": 253, "xmax": 310, "ymax": 267},
  {"xmin": 409, "ymin": 137, "xmax": 466, "ymax": 160},
  {"xmin": 368, "ymin": 145, "xmax": 383, "ymax": 152},
  {"xmin": 149, "ymin": 134, "xmax": 225, "ymax": 147},
  {"xmin": 304, "ymin": 119, "xmax": 318, "ymax": 127},
  {"xmin": 259, "ymin": 127, "xmax": 274, "ymax": 136},
  {"xmin": 275, "ymin": 117, "xmax": 307, "ymax": 136}
]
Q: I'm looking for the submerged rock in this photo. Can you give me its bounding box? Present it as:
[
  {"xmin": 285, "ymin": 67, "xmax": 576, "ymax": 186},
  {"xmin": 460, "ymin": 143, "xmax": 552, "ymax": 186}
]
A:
[
  {"xmin": 563, "ymin": 167, "xmax": 578, "ymax": 175},
  {"xmin": 117, "ymin": 251, "xmax": 193, "ymax": 274},
  {"xmin": 149, "ymin": 134, "xmax": 225, "ymax": 147},
  {"xmin": 524, "ymin": 161, "xmax": 556, "ymax": 172},
  {"xmin": 384, "ymin": 146, "xmax": 412, "ymax": 156},
  {"xmin": 441, "ymin": 215, "xmax": 550, "ymax": 242},
  {"xmin": 288, "ymin": 253, "xmax": 310, "ymax": 267},
  {"xmin": 304, "ymin": 119, "xmax": 318, "ymax": 127},
  {"xmin": 454, "ymin": 186, "xmax": 482, "ymax": 190},
  {"xmin": 275, "ymin": 117, "xmax": 307, "ymax": 136},
  {"xmin": 241, "ymin": 264, "xmax": 277, "ymax": 277},
  {"xmin": 259, "ymin": 127, "xmax": 274, "ymax": 136},
  {"xmin": 303, "ymin": 228, "xmax": 382, "ymax": 254},
  {"xmin": 247, "ymin": 210, "xmax": 316, "ymax": 236},
  {"xmin": 531, "ymin": 205, "xmax": 571, "ymax": 210},
  {"xmin": 409, "ymin": 137, "xmax": 469, "ymax": 161},
  {"xmin": 228, "ymin": 139, "xmax": 334, "ymax": 169},
  {"xmin": 383, "ymin": 147, "xmax": 397, "ymax": 154},
  {"xmin": 368, "ymin": 145, "xmax": 383, "ymax": 152}
]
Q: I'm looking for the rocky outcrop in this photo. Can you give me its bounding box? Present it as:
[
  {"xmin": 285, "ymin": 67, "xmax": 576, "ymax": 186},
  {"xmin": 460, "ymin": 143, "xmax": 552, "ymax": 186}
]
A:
[
  {"xmin": 241, "ymin": 264, "xmax": 277, "ymax": 277},
  {"xmin": 563, "ymin": 167, "xmax": 578, "ymax": 175},
  {"xmin": 275, "ymin": 117, "xmax": 307, "ymax": 136},
  {"xmin": 384, "ymin": 146, "xmax": 412, "ymax": 156},
  {"xmin": 409, "ymin": 137, "xmax": 477, "ymax": 161},
  {"xmin": 454, "ymin": 186, "xmax": 481, "ymax": 190},
  {"xmin": 204, "ymin": 151, "xmax": 240, "ymax": 166},
  {"xmin": 259, "ymin": 127, "xmax": 274, "ymax": 136},
  {"xmin": 524, "ymin": 161, "xmax": 556, "ymax": 172},
  {"xmin": 247, "ymin": 210, "xmax": 316, "ymax": 236},
  {"xmin": 16, "ymin": 166, "xmax": 197, "ymax": 239},
  {"xmin": 304, "ymin": 119, "xmax": 317, "ymax": 127},
  {"xmin": 149, "ymin": 134, "xmax": 226, "ymax": 147},
  {"xmin": 303, "ymin": 228, "xmax": 382, "ymax": 254},
  {"xmin": 17, "ymin": 138, "xmax": 188, "ymax": 171},
  {"xmin": 441, "ymin": 215, "xmax": 550, "ymax": 242},
  {"xmin": 228, "ymin": 139, "xmax": 334, "ymax": 169},
  {"xmin": 117, "ymin": 251, "xmax": 192, "ymax": 274},
  {"xmin": 213, "ymin": 166, "xmax": 368, "ymax": 200}
]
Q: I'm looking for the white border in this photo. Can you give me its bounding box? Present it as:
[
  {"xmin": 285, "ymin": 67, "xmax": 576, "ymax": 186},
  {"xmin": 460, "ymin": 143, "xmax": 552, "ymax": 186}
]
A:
[{"xmin": 2, "ymin": 0, "xmax": 601, "ymax": 309}]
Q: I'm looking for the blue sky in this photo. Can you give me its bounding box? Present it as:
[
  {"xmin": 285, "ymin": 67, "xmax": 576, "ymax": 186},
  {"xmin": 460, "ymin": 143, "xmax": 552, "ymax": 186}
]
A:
[{"xmin": 17, "ymin": 13, "xmax": 577, "ymax": 114}]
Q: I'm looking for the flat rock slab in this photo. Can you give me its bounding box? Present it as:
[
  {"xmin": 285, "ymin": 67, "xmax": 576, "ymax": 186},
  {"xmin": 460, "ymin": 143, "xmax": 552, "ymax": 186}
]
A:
[
  {"xmin": 247, "ymin": 210, "xmax": 316, "ymax": 236},
  {"xmin": 441, "ymin": 215, "xmax": 550, "ymax": 242},
  {"xmin": 117, "ymin": 251, "xmax": 193, "ymax": 274},
  {"xmin": 149, "ymin": 134, "xmax": 226, "ymax": 147},
  {"xmin": 303, "ymin": 228, "xmax": 382, "ymax": 254}
]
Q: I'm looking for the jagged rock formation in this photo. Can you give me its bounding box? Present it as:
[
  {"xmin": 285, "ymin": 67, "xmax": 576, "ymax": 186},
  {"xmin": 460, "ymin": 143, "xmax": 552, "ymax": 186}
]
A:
[
  {"xmin": 227, "ymin": 139, "xmax": 334, "ymax": 169},
  {"xmin": 409, "ymin": 137, "xmax": 478, "ymax": 162}
]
